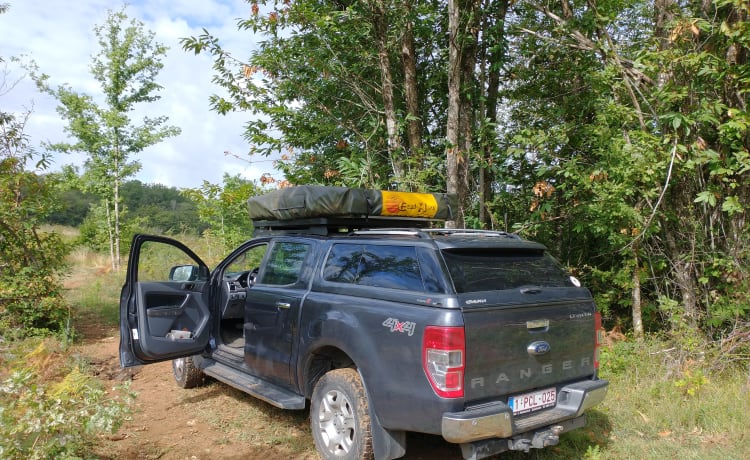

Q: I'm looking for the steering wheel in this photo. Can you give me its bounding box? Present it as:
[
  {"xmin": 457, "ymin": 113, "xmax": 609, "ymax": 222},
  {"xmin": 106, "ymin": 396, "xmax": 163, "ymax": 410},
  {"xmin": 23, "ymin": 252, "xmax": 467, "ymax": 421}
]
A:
[{"xmin": 247, "ymin": 267, "xmax": 259, "ymax": 287}]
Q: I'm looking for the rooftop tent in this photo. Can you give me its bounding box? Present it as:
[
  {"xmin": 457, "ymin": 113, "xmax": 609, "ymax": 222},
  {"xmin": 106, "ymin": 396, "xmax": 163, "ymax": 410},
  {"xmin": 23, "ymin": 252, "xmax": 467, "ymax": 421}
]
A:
[{"xmin": 247, "ymin": 186, "xmax": 457, "ymax": 222}]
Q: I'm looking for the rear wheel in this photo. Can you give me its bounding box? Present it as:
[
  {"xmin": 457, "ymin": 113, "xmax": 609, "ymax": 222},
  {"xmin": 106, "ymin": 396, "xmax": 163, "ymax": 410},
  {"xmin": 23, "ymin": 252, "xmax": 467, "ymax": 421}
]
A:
[
  {"xmin": 311, "ymin": 368, "xmax": 373, "ymax": 460},
  {"xmin": 172, "ymin": 356, "xmax": 204, "ymax": 389}
]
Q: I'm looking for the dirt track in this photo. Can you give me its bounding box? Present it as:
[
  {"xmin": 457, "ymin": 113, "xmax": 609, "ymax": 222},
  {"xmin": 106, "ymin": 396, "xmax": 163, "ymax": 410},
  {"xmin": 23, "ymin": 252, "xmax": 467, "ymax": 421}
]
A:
[{"xmin": 78, "ymin": 327, "xmax": 465, "ymax": 460}]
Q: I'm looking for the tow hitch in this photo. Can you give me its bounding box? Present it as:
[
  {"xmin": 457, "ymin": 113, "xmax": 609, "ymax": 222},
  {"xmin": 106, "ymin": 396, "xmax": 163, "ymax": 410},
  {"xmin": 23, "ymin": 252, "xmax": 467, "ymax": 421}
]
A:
[
  {"xmin": 460, "ymin": 416, "xmax": 586, "ymax": 460},
  {"xmin": 509, "ymin": 424, "xmax": 564, "ymax": 452}
]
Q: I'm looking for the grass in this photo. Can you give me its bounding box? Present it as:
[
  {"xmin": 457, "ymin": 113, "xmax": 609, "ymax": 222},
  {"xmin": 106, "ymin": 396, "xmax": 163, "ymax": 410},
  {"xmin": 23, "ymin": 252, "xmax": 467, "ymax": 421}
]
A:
[
  {"xmin": 63, "ymin": 245, "xmax": 123, "ymax": 327},
  {"xmin": 499, "ymin": 339, "xmax": 750, "ymax": 460},
  {"xmin": 56, "ymin": 234, "xmax": 750, "ymax": 460},
  {"xmin": 186, "ymin": 382, "xmax": 314, "ymax": 454}
]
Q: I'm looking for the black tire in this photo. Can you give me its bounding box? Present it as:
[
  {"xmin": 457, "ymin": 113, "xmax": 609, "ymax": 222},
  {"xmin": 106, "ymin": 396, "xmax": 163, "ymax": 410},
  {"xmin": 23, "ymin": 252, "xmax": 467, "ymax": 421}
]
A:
[
  {"xmin": 172, "ymin": 356, "xmax": 204, "ymax": 389},
  {"xmin": 311, "ymin": 368, "xmax": 374, "ymax": 460}
]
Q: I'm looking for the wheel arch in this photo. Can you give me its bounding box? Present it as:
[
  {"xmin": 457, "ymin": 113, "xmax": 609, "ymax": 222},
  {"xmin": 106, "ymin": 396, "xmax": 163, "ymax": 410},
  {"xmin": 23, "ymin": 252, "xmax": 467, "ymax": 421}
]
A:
[{"xmin": 302, "ymin": 344, "xmax": 356, "ymax": 398}]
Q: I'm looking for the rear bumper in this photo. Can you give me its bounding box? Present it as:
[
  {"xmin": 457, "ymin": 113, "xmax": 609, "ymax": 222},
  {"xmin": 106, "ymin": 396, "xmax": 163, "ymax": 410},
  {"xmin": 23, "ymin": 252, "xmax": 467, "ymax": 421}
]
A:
[{"xmin": 441, "ymin": 378, "xmax": 608, "ymax": 444}]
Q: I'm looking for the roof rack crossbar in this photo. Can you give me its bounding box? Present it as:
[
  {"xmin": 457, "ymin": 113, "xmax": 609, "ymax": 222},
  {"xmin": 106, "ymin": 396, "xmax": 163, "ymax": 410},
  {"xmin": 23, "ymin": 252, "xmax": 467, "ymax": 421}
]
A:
[{"xmin": 421, "ymin": 229, "xmax": 522, "ymax": 240}]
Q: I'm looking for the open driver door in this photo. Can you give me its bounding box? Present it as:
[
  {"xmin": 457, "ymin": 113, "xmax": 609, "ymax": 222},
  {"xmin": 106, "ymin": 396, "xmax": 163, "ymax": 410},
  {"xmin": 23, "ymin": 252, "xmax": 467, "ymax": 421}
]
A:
[{"xmin": 119, "ymin": 234, "xmax": 211, "ymax": 368}]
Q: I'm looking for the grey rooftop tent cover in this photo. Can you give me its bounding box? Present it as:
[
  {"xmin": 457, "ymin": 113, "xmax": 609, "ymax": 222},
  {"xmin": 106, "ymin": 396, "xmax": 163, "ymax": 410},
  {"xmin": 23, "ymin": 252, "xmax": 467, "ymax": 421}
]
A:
[{"xmin": 247, "ymin": 186, "xmax": 456, "ymax": 222}]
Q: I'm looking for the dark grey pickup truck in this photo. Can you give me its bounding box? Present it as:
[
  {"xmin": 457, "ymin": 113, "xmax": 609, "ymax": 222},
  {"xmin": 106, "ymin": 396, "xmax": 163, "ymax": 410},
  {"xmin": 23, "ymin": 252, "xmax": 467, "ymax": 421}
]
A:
[{"xmin": 119, "ymin": 186, "xmax": 608, "ymax": 460}]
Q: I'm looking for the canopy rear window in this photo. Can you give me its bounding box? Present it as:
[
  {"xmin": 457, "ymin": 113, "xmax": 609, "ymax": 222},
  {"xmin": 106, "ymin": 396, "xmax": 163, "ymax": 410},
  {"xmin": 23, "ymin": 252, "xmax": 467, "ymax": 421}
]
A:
[{"xmin": 442, "ymin": 249, "xmax": 574, "ymax": 293}]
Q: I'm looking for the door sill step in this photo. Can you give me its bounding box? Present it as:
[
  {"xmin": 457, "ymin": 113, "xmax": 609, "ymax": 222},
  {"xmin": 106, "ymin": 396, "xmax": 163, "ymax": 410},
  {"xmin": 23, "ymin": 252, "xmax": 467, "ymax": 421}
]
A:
[{"xmin": 199, "ymin": 358, "xmax": 305, "ymax": 410}]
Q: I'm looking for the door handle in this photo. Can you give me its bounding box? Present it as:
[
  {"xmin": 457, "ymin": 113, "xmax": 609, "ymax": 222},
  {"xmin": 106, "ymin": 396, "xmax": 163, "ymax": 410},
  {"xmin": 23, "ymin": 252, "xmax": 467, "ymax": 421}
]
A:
[{"xmin": 276, "ymin": 302, "xmax": 291, "ymax": 309}]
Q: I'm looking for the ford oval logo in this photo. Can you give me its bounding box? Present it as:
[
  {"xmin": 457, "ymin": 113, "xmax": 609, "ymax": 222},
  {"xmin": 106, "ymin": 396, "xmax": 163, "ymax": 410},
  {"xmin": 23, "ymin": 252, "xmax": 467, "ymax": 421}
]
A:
[{"xmin": 527, "ymin": 341, "xmax": 551, "ymax": 356}]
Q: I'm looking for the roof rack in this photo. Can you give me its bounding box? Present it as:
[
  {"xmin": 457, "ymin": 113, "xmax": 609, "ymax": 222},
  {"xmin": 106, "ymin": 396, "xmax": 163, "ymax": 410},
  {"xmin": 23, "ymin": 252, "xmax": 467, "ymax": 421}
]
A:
[
  {"xmin": 420, "ymin": 228, "xmax": 522, "ymax": 240},
  {"xmin": 350, "ymin": 229, "xmax": 428, "ymax": 238},
  {"xmin": 252, "ymin": 216, "xmax": 439, "ymax": 236},
  {"xmin": 351, "ymin": 228, "xmax": 523, "ymax": 240}
]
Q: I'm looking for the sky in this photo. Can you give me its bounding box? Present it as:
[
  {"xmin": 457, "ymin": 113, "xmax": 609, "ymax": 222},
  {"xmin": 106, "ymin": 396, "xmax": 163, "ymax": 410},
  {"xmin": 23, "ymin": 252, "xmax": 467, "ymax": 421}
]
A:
[{"xmin": 0, "ymin": 0, "xmax": 279, "ymax": 189}]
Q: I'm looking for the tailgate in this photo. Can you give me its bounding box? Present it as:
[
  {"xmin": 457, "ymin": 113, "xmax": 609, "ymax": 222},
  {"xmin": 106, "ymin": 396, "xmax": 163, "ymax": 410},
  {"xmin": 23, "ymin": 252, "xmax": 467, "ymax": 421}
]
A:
[{"xmin": 461, "ymin": 288, "xmax": 597, "ymax": 402}]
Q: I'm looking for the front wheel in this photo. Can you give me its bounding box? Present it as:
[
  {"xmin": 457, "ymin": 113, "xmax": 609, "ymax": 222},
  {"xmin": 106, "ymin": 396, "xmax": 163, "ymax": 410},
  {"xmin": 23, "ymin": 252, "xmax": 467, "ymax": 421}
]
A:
[
  {"xmin": 311, "ymin": 368, "xmax": 373, "ymax": 460},
  {"xmin": 172, "ymin": 356, "xmax": 204, "ymax": 389}
]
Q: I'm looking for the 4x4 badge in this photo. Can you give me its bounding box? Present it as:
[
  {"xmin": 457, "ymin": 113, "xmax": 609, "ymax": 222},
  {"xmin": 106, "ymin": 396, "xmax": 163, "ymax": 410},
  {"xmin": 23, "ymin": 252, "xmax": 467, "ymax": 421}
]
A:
[
  {"xmin": 527, "ymin": 341, "xmax": 551, "ymax": 355},
  {"xmin": 382, "ymin": 317, "xmax": 416, "ymax": 336}
]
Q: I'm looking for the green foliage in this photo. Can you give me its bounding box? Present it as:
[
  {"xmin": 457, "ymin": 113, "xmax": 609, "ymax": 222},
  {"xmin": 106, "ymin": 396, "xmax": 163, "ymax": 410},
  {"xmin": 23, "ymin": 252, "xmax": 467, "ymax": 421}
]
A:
[
  {"xmin": 47, "ymin": 176, "xmax": 204, "ymax": 242},
  {"xmin": 593, "ymin": 336, "xmax": 750, "ymax": 459},
  {"xmin": 177, "ymin": 0, "xmax": 750, "ymax": 341},
  {"xmin": 181, "ymin": 1, "xmax": 450, "ymax": 190},
  {"xmin": 76, "ymin": 200, "xmax": 112, "ymax": 252},
  {"xmin": 182, "ymin": 174, "xmax": 262, "ymax": 259},
  {"xmin": 0, "ymin": 103, "xmax": 69, "ymax": 339},
  {"xmin": 44, "ymin": 187, "xmax": 96, "ymax": 227},
  {"xmin": 673, "ymin": 368, "xmax": 709, "ymax": 397},
  {"xmin": 120, "ymin": 180, "xmax": 203, "ymax": 234},
  {"xmin": 0, "ymin": 340, "xmax": 133, "ymax": 459}
]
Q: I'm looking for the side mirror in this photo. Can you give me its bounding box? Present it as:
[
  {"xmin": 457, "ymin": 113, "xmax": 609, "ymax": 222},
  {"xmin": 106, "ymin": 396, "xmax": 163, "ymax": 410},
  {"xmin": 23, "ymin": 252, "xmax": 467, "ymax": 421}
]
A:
[{"xmin": 169, "ymin": 265, "xmax": 199, "ymax": 282}]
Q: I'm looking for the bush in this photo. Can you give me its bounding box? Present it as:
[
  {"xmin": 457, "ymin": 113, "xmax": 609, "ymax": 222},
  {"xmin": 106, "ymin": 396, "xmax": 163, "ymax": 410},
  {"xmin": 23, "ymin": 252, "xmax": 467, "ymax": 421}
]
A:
[
  {"xmin": 0, "ymin": 340, "xmax": 133, "ymax": 459},
  {"xmin": 0, "ymin": 264, "xmax": 70, "ymax": 340},
  {"xmin": 1, "ymin": 121, "xmax": 70, "ymax": 339}
]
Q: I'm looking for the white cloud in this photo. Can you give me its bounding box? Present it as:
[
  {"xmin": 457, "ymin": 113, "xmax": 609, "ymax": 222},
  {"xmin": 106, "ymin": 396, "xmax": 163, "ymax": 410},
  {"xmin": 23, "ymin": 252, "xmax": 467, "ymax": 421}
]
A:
[{"xmin": 0, "ymin": 0, "xmax": 279, "ymax": 189}]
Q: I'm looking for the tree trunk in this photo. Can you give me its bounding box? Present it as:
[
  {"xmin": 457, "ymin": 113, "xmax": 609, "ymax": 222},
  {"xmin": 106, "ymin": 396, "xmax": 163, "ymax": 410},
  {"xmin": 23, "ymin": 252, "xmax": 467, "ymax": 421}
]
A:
[
  {"xmin": 631, "ymin": 244, "xmax": 644, "ymax": 339},
  {"xmin": 105, "ymin": 199, "xmax": 116, "ymax": 271},
  {"xmin": 446, "ymin": 0, "xmax": 463, "ymax": 228},
  {"xmin": 401, "ymin": 0, "xmax": 422, "ymax": 166},
  {"xmin": 478, "ymin": 0, "xmax": 509, "ymax": 228},
  {"xmin": 114, "ymin": 177, "xmax": 121, "ymax": 269},
  {"xmin": 663, "ymin": 223, "xmax": 700, "ymax": 328},
  {"xmin": 371, "ymin": 0, "xmax": 404, "ymax": 183},
  {"xmin": 446, "ymin": 0, "xmax": 480, "ymax": 227}
]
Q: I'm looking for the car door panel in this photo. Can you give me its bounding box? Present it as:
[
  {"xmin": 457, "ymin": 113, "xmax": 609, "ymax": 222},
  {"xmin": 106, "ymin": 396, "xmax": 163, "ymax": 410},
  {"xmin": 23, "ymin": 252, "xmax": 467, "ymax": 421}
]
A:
[
  {"xmin": 243, "ymin": 240, "xmax": 313, "ymax": 387},
  {"xmin": 244, "ymin": 287, "xmax": 302, "ymax": 385},
  {"xmin": 134, "ymin": 281, "xmax": 210, "ymax": 359},
  {"xmin": 120, "ymin": 234, "xmax": 211, "ymax": 368}
]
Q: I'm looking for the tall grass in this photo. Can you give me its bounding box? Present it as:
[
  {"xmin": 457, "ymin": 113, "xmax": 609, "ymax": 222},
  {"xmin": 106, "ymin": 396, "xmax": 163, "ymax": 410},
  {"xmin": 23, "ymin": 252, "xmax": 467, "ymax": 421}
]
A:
[
  {"xmin": 500, "ymin": 338, "xmax": 750, "ymax": 459},
  {"xmin": 589, "ymin": 339, "xmax": 750, "ymax": 460},
  {"xmin": 64, "ymin": 245, "xmax": 123, "ymax": 328},
  {"xmin": 62, "ymin": 230, "xmax": 228, "ymax": 330}
]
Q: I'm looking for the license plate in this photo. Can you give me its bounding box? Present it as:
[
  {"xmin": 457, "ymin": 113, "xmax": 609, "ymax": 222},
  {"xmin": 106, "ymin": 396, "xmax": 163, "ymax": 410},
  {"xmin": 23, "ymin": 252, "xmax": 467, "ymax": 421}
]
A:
[{"xmin": 509, "ymin": 388, "xmax": 556, "ymax": 415}]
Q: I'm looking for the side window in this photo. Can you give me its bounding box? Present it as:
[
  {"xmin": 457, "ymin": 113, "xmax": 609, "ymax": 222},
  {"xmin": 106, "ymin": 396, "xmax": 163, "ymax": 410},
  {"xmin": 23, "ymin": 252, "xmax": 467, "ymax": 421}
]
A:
[
  {"xmin": 259, "ymin": 241, "xmax": 311, "ymax": 286},
  {"xmin": 323, "ymin": 244, "xmax": 425, "ymax": 292},
  {"xmin": 225, "ymin": 244, "xmax": 268, "ymax": 276},
  {"xmin": 323, "ymin": 244, "xmax": 363, "ymax": 283},
  {"xmin": 417, "ymin": 247, "xmax": 448, "ymax": 294},
  {"xmin": 138, "ymin": 241, "xmax": 205, "ymax": 282},
  {"xmin": 358, "ymin": 245, "xmax": 424, "ymax": 291}
]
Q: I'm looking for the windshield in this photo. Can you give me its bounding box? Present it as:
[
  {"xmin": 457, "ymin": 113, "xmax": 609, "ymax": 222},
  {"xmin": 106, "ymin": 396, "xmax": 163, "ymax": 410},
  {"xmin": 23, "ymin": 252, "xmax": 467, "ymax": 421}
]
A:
[{"xmin": 441, "ymin": 249, "xmax": 575, "ymax": 293}]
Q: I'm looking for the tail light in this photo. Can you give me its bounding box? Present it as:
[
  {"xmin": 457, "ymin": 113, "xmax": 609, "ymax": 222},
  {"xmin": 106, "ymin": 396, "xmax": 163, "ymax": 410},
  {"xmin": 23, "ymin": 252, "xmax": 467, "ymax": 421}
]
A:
[
  {"xmin": 422, "ymin": 326, "xmax": 465, "ymax": 398},
  {"xmin": 594, "ymin": 312, "xmax": 604, "ymax": 369}
]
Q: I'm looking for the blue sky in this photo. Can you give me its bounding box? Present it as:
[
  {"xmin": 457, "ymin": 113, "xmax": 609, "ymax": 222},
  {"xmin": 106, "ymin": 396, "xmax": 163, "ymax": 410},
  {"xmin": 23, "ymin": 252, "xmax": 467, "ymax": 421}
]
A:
[{"xmin": 1, "ymin": 0, "xmax": 278, "ymax": 189}]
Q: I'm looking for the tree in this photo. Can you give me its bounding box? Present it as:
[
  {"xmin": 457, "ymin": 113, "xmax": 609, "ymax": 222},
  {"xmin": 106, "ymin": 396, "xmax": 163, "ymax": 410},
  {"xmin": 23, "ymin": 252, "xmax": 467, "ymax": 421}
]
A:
[
  {"xmin": 30, "ymin": 7, "xmax": 180, "ymax": 269},
  {"xmin": 182, "ymin": 1, "xmax": 451, "ymax": 192},
  {"xmin": 0, "ymin": 60, "xmax": 68, "ymax": 337},
  {"xmin": 183, "ymin": 0, "xmax": 750, "ymax": 341},
  {"xmin": 182, "ymin": 174, "xmax": 262, "ymax": 261},
  {"xmin": 502, "ymin": 0, "xmax": 750, "ymax": 341}
]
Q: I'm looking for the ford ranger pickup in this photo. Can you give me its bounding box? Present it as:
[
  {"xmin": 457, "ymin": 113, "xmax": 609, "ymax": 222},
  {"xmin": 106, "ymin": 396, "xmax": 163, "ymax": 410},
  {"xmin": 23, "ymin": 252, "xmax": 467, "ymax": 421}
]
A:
[{"xmin": 119, "ymin": 186, "xmax": 608, "ymax": 460}]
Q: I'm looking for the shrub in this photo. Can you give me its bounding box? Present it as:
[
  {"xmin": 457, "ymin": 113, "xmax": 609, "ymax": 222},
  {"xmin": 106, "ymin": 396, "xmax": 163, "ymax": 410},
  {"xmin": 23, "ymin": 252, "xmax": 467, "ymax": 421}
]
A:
[{"xmin": 0, "ymin": 340, "xmax": 133, "ymax": 459}]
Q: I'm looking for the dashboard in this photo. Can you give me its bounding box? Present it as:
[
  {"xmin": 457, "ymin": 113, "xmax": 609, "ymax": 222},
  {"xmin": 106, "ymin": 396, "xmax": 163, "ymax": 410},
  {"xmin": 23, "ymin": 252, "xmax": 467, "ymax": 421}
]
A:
[{"xmin": 219, "ymin": 269, "xmax": 257, "ymax": 319}]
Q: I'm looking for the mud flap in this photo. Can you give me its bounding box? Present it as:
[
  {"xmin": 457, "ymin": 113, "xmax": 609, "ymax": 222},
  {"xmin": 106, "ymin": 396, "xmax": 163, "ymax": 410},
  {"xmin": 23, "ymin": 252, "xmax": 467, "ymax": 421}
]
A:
[{"xmin": 370, "ymin": 412, "xmax": 406, "ymax": 460}]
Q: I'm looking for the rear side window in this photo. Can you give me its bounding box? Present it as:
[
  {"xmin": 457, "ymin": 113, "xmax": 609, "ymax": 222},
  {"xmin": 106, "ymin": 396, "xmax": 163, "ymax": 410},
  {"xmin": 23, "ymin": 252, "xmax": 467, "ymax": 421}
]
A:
[
  {"xmin": 442, "ymin": 249, "xmax": 574, "ymax": 293},
  {"xmin": 324, "ymin": 244, "xmax": 426, "ymax": 292},
  {"xmin": 259, "ymin": 241, "xmax": 311, "ymax": 285}
]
